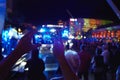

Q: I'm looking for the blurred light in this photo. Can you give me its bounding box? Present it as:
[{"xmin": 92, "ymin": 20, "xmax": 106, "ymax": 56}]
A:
[
  {"xmin": 69, "ymin": 35, "xmax": 74, "ymax": 39},
  {"xmin": 39, "ymin": 28, "xmax": 46, "ymax": 33},
  {"xmin": 25, "ymin": 68, "xmax": 29, "ymax": 71},
  {"xmin": 21, "ymin": 62, "xmax": 26, "ymax": 66},
  {"xmin": 9, "ymin": 28, "xmax": 18, "ymax": 39},
  {"xmin": 84, "ymin": 36, "xmax": 86, "ymax": 39},
  {"xmin": 2, "ymin": 48, "xmax": 4, "ymax": 52},
  {"xmin": 62, "ymin": 30, "xmax": 69, "ymax": 38},
  {"xmin": 47, "ymin": 24, "xmax": 63, "ymax": 28},
  {"xmin": 69, "ymin": 43, "xmax": 73, "ymax": 48},
  {"xmin": 50, "ymin": 29, "xmax": 56, "ymax": 33},
  {"xmin": 43, "ymin": 34, "xmax": 52, "ymax": 42},
  {"xmin": 35, "ymin": 34, "xmax": 42, "ymax": 39},
  {"xmin": 3, "ymin": 54, "xmax": 7, "ymax": 58},
  {"xmin": 68, "ymin": 40, "xmax": 71, "ymax": 43},
  {"xmin": 32, "ymin": 26, "xmax": 36, "ymax": 29},
  {"xmin": 81, "ymin": 35, "xmax": 83, "ymax": 38},
  {"xmin": 70, "ymin": 18, "xmax": 77, "ymax": 21},
  {"xmin": 11, "ymin": 48, "xmax": 14, "ymax": 51},
  {"xmin": 42, "ymin": 25, "xmax": 45, "ymax": 27},
  {"xmin": 18, "ymin": 28, "xmax": 22, "ymax": 32},
  {"xmin": 42, "ymin": 44, "xmax": 47, "ymax": 47}
]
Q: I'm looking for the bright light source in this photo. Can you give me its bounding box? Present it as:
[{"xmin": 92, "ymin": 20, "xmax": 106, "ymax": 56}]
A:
[
  {"xmin": 8, "ymin": 28, "xmax": 18, "ymax": 39},
  {"xmin": 84, "ymin": 36, "xmax": 86, "ymax": 39},
  {"xmin": 47, "ymin": 24, "xmax": 63, "ymax": 28},
  {"xmin": 18, "ymin": 28, "xmax": 22, "ymax": 32},
  {"xmin": 21, "ymin": 62, "xmax": 27, "ymax": 66},
  {"xmin": 2, "ymin": 48, "xmax": 4, "ymax": 52},
  {"xmin": 50, "ymin": 29, "xmax": 56, "ymax": 33},
  {"xmin": 39, "ymin": 28, "xmax": 46, "ymax": 33},
  {"xmin": 68, "ymin": 40, "xmax": 71, "ymax": 43},
  {"xmin": 70, "ymin": 18, "xmax": 77, "ymax": 21},
  {"xmin": 69, "ymin": 35, "xmax": 74, "ymax": 39},
  {"xmin": 62, "ymin": 30, "xmax": 69, "ymax": 38}
]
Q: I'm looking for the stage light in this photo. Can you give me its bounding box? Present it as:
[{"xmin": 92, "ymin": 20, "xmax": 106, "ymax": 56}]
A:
[
  {"xmin": 8, "ymin": 28, "xmax": 18, "ymax": 39},
  {"xmin": 39, "ymin": 28, "xmax": 46, "ymax": 33},
  {"xmin": 50, "ymin": 29, "xmax": 56, "ymax": 33},
  {"xmin": 62, "ymin": 29, "xmax": 69, "ymax": 38},
  {"xmin": 2, "ymin": 30, "xmax": 9, "ymax": 41}
]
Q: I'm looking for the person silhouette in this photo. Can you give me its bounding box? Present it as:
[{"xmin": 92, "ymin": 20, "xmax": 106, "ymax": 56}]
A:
[
  {"xmin": 0, "ymin": 30, "xmax": 41, "ymax": 80},
  {"xmin": 25, "ymin": 49, "xmax": 46, "ymax": 80}
]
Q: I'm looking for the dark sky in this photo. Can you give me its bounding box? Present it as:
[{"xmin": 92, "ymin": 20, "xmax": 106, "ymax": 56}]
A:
[{"xmin": 13, "ymin": 0, "xmax": 120, "ymax": 25}]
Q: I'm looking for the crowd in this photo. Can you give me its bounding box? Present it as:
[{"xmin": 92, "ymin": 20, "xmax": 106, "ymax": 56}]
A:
[{"xmin": 0, "ymin": 29, "xmax": 120, "ymax": 80}]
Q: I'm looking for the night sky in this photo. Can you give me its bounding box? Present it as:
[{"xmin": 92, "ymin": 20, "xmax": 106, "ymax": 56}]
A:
[{"xmin": 13, "ymin": 0, "xmax": 120, "ymax": 25}]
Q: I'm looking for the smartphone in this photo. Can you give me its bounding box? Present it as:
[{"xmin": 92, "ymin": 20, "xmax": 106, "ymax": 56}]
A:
[{"xmin": 33, "ymin": 33, "xmax": 53, "ymax": 44}]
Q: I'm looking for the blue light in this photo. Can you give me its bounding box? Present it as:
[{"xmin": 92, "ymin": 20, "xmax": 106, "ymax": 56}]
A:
[
  {"xmin": 39, "ymin": 28, "xmax": 46, "ymax": 33},
  {"xmin": 2, "ymin": 30, "xmax": 9, "ymax": 42},
  {"xmin": 34, "ymin": 34, "xmax": 42, "ymax": 43},
  {"xmin": 62, "ymin": 29, "xmax": 69, "ymax": 38},
  {"xmin": 43, "ymin": 34, "xmax": 51, "ymax": 39},
  {"xmin": 43, "ymin": 34, "xmax": 53, "ymax": 44}
]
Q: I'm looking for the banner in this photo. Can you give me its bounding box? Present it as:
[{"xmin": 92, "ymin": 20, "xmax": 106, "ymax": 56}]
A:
[{"xmin": 0, "ymin": 0, "xmax": 6, "ymax": 35}]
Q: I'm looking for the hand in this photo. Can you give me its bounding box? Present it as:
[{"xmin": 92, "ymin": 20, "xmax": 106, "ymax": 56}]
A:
[{"xmin": 15, "ymin": 30, "xmax": 41, "ymax": 55}]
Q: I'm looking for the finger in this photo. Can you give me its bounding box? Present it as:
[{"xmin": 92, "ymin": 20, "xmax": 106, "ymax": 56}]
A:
[
  {"xmin": 24, "ymin": 29, "xmax": 37, "ymax": 38},
  {"xmin": 28, "ymin": 30, "xmax": 37, "ymax": 38},
  {"xmin": 32, "ymin": 43, "xmax": 41, "ymax": 49}
]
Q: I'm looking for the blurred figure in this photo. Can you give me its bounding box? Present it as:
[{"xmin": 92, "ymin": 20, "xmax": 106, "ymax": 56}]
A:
[
  {"xmin": 91, "ymin": 47, "xmax": 106, "ymax": 80},
  {"xmin": 25, "ymin": 49, "xmax": 46, "ymax": 80},
  {"xmin": 78, "ymin": 44, "xmax": 91, "ymax": 80},
  {"xmin": 53, "ymin": 39, "xmax": 80, "ymax": 80},
  {"xmin": 101, "ymin": 44, "xmax": 110, "ymax": 67},
  {"xmin": 50, "ymin": 46, "xmax": 80, "ymax": 80}
]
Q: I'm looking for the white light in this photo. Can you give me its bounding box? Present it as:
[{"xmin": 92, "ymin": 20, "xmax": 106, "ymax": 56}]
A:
[
  {"xmin": 47, "ymin": 24, "xmax": 63, "ymax": 28},
  {"xmin": 2, "ymin": 48, "xmax": 4, "ymax": 52},
  {"xmin": 42, "ymin": 25, "xmax": 45, "ymax": 27},
  {"xmin": 68, "ymin": 40, "xmax": 71, "ymax": 43},
  {"xmin": 69, "ymin": 43, "xmax": 73, "ymax": 48},
  {"xmin": 70, "ymin": 18, "xmax": 77, "ymax": 21},
  {"xmin": 21, "ymin": 62, "xmax": 26, "ymax": 66},
  {"xmin": 39, "ymin": 28, "xmax": 46, "ymax": 32},
  {"xmin": 81, "ymin": 35, "xmax": 83, "ymax": 38},
  {"xmin": 84, "ymin": 36, "xmax": 86, "ymax": 39},
  {"xmin": 74, "ymin": 19, "xmax": 77, "ymax": 21},
  {"xmin": 42, "ymin": 44, "xmax": 47, "ymax": 47},
  {"xmin": 24, "ymin": 68, "xmax": 29, "ymax": 71},
  {"xmin": 8, "ymin": 28, "xmax": 18, "ymax": 39},
  {"xmin": 50, "ymin": 29, "xmax": 56, "ymax": 33},
  {"xmin": 70, "ymin": 18, "xmax": 75, "ymax": 21},
  {"xmin": 12, "ymin": 48, "xmax": 14, "ymax": 50},
  {"xmin": 69, "ymin": 35, "xmax": 74, "ymax": 39}
]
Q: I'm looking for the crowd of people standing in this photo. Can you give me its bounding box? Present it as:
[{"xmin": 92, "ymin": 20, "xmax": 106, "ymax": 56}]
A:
[{"xmin": 0, "ymin": 29, "xmax": 120, "ymax": 80}]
